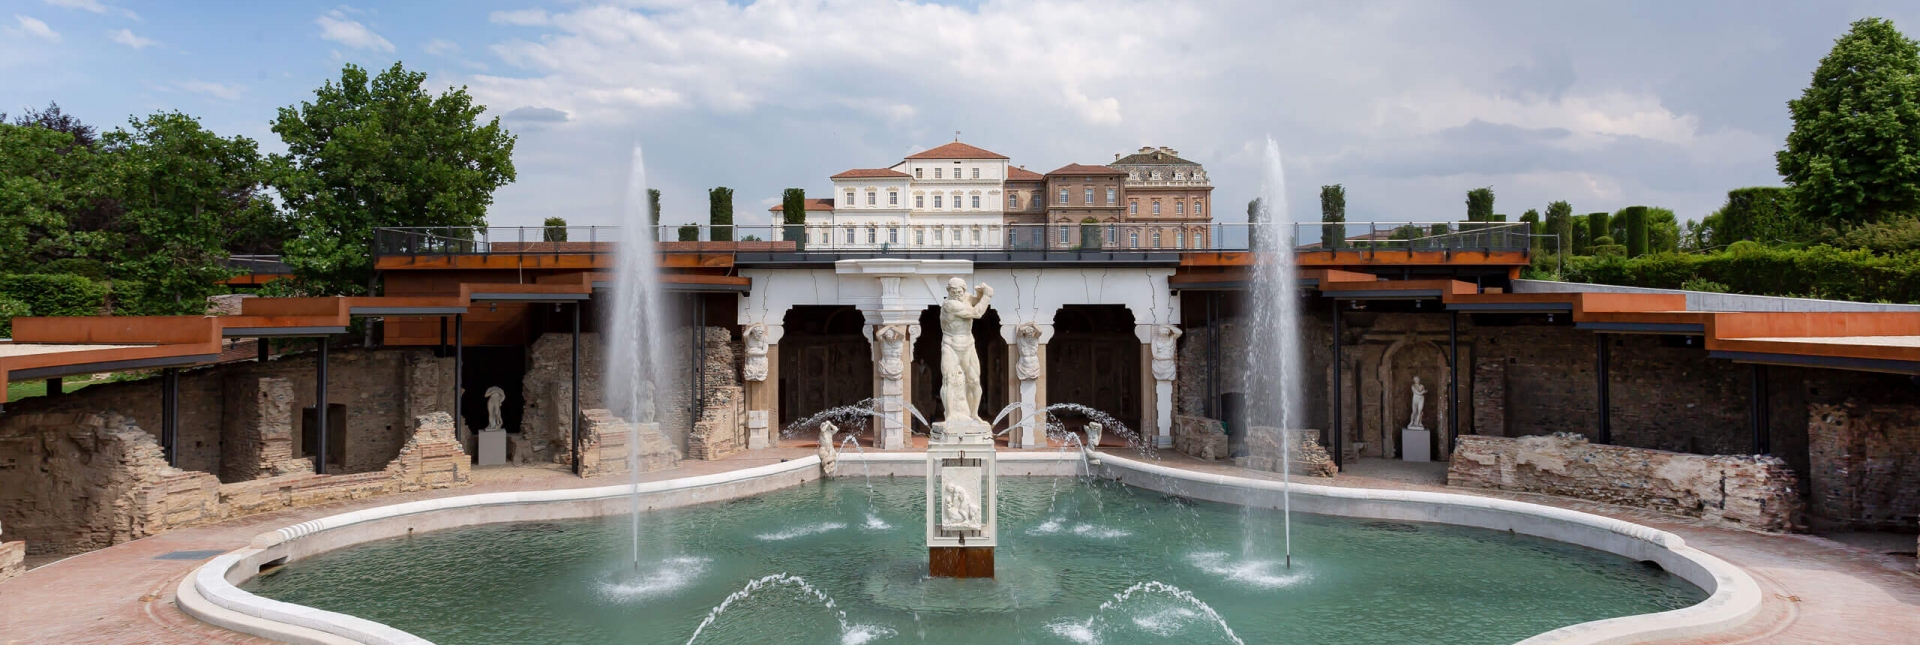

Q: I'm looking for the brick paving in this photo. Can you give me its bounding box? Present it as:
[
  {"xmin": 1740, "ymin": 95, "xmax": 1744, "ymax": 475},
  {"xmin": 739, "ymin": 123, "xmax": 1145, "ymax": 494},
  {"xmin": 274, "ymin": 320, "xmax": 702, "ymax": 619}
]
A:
[{"xmin": 2, "ymin": 450, "xmax": 1915, "ymax": 645}]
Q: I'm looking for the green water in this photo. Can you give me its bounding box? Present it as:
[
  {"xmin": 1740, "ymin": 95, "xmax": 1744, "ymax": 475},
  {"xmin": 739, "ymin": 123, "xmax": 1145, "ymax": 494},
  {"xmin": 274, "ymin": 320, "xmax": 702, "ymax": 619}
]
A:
[{"xmin": 243, "ymin": 478, "xmax": 1704, "ymax": 644}]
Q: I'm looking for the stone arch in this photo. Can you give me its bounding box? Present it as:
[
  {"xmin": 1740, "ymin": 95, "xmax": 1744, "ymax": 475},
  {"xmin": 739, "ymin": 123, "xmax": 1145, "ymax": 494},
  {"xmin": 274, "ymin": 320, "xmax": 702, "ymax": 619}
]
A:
[{"xmin": 1374, "ymin": 331, "xmax": 1453, "ymax": 460}]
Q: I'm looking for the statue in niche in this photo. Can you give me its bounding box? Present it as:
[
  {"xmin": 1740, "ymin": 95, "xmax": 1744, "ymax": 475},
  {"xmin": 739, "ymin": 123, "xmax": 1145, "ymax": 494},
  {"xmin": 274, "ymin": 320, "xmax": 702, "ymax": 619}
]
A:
[
  {"xmin": 483, "ymin": 386, "xmax": 506, "ymax": 431},
  {"xmin": 743, "ymin": 324, "xmax": 769, "ymax": 382},
  {"xmin": 1150, "ymin": 325, "xmax": 1182, "ymax": 381},
  {"xmin": 876, "ymin": 325, "xmax": 906, "ymax": 380},
  {"xmin": 938, "ymin": 278, "xmax": 993, "ymax": 423},
  {"xmin": 940, "ymin": 474, "xmax": 982, "ymax": 529},
  {"xmin": 1407, "ymin": 376, "xmax": 1427, "ymax": 430},
  {"xmin": 1014, "ymin": 322, "xmax": 1042, "ymax": 381}
]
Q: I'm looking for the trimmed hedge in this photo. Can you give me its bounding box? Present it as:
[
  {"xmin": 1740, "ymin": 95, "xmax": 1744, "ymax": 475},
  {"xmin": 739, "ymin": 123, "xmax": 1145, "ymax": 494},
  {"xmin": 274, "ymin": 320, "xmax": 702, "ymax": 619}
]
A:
[
  {"xmin": 0, "ymin": 274, "xmax": 108, "ymax": 319},
  {"xmin": 1565, "ymin": 245, "xmax": 1920, "ymax": 303},
  {"xmin": 0, "ymin": 296, "xmax": 28, "ymax": 337}
]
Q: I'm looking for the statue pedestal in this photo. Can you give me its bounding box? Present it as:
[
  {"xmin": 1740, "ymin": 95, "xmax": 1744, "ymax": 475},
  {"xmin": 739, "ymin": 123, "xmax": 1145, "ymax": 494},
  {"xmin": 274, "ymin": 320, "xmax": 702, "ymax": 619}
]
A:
[
  {"xmin": 926, "ymin": 429, "xmax": 996, "ymax": 578},
  {"xmin": 1401, "ymin": 426, "xmax": 1431, "ymax": 463},
  {"xmin": 478, "ymin": 430, "xmax": 508, "ymax": 466}
]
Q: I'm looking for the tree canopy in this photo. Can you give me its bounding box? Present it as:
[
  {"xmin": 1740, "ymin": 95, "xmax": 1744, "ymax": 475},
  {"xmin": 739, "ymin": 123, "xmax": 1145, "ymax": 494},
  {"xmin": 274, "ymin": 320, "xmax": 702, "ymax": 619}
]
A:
[
  {"xmin": 1777, "ymin": 17, "xmax": 1920, "ymax": 226},
  {"xmin": 269, "ymin": 62, "xmax": 516, "ymax": 295}
]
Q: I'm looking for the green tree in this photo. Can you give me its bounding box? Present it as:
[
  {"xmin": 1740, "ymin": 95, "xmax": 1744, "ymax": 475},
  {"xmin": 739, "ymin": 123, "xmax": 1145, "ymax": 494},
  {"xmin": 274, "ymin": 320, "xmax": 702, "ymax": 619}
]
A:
[
  {"xmin": 1519, "ymin": 209, "xmax": 1541, "ymax": 254},
  {"xmin": 1705, "ymin": 187, "xmax": 1807, "ymax": 246},
  {"xmin": 0, "ymin": 121, "xmax": 97, "ymax": 273},
  {"xmin": 1465, "ymin": 187, "xmax": 1495, "ymax": 222},
  {"xmin": 268, "ymin": 62, "xmax": 517, "ymax": 295},
  {"xmin": 1543, "ymin": 200, "xmax": 1574, "ymax": 256},
  {"xmin": 1614, "ymin": 206, "xmax": 1649, "ymax": 257},
  {"xmin": 708, "ymin": 186, "xmax": 734, "ymax": 242},
  {"xmin": 647, "ymin": 188, "xmax": 661, "ymax": 241},
  {"xmin": 781, "ymin": 188, "xmax": 807, "ymax": 249},
  {"xmin": 1571, "ymin": 214, "xmax": 1590, "ymax": 254},
  {"xmin": 1586, "ymin": 211, "xmax": 1609, "ymax": 253},
  {"xmin": 1319, "ymin": 184, "xmax": 1345, "ymax": 249},
  {"xmin": 99, "ymin": 111, "xmax": 269, "ymax": 314},
  {"xmin": 1645, "ymin": 207, "xmax": 1679, "ymax": 253},
  {"xmin": 1777, "ymin": 18, "xmax": 1920, "ymax": 226},
  {"xmin": 543, "ymin": 216, "xmax": 567, "ymax": 242}
]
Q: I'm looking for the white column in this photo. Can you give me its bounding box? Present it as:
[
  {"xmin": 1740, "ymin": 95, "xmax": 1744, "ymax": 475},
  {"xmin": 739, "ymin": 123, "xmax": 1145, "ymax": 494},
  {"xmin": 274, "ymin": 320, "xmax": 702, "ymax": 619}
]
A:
[{"xmin": 1136, "ymin": 324, "xmax": 1177, "ymax": 449}]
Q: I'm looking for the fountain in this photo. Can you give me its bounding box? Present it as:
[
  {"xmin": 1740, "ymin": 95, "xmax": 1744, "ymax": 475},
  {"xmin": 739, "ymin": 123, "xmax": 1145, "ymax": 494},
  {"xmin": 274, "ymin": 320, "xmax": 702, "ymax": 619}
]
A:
[
  {"xmin": 607, "ymin": 143, "xmax": 671, "ymax": 568},
  {"xmin": 925, "ymin": 277, "xmax": 998, "ymax": 578},
  {"xmin": 1247, "ymin": 137, "xmax": 1302, "ymax": 567}
]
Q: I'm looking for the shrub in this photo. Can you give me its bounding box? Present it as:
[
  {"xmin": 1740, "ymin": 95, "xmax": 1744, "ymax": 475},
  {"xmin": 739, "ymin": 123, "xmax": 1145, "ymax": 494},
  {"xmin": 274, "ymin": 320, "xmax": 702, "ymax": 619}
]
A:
[
  {"xmin": 0, "ymin": 296, "xmax": 28, "ymax": 337},
  {"xmin": 1592, "ymin": 235, "xmax": 1616, "ymax": 246},
  {"xmin": 677, "ymin": 225, "xmax": 699, "ymax": 242},
  {"xmin": 0, "ymin": 274, "xmax": 107, "ymax": 318},
  {"xmin": 1587, "ymin": 211, "xmax": 1609, "ymax": 247},
  {"xmin": 1681, "ymin": 277, "xmax": 1730, "ymax": 293},
  {"xmin": 542, "ymin": 217, "xmax": 568, "ymax": 242},
  {"xmin": 44, "ymin": 258, "xmax": 108, "ymax": 280},
  {"xmin": 1564, "ymin": 244, "xmax": 1920, "ymax": 303},
  {"xmin": 1591, "ymin": 244, "xmax": 1628, "ymax": 258}
]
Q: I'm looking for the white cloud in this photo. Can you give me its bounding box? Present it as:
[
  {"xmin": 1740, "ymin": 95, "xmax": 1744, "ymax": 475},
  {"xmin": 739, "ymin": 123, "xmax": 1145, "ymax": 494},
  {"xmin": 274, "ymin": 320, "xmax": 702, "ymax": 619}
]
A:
[
  {"xmin": 489, "ymin": 9, "xmax": 549, "ymax": 26},
  {"xmin": 107, "ymin": 27, "xmax": 153, "ymax": 49},
  {"xmin": 423, "ymin": 38, "xmax": 460, "ymax": 56},
  {"xmin": 316, "ymin": 9, "xmax": 393, "ymax": 52},
  {"xmin": 43, "ymin": 0, "xmax": 137, "ymax": 20},
  {"xmin": 176, "ymin": 80, "xmax": 243, "ymax": 100},
  {"xmin": 11, "ymin": 15, "xmax": 60, "ymax": 42}
]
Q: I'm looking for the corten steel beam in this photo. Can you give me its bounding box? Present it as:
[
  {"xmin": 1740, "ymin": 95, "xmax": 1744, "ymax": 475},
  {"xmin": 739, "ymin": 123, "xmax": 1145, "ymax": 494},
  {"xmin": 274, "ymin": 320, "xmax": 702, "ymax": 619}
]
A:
[
  {"xmin": 316, "ymin": 337, "xmax": 329, "ymax": 475},
  {"xmin": 571, "ymin": 302, "xmax": 582, "ymax": 475},
  {"xmin": 1595, "ymin": 334, "xmax": 1612, "ymax": 445},
  {"xmin": 1449, "ymin": 311, "xmax": 1459, "ymax": 451},
  {"xmin": 454, "ymin": 314, "xmax": 464, "ymax": 448},
  {"xmin": 161, "ymin": 368, "xmax": 178, "ymax": 467},
  {"xmin": 1332, "ymin": 298, "xmax": 1343, "ymax": 469},
  {"xmin": 1751, "ymin": 364, "xmax": 1771, "ymax": 455}
]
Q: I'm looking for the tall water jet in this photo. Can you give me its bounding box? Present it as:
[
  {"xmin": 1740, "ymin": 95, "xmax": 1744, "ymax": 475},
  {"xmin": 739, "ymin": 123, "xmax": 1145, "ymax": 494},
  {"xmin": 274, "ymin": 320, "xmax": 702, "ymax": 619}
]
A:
[
  {"xmin": 607, "ymin": 143, "xmax": 670, "ymax": 568},
  {"xmin": 1246, "ymin": 137, "xmax": 1302, "ymax": 566}
]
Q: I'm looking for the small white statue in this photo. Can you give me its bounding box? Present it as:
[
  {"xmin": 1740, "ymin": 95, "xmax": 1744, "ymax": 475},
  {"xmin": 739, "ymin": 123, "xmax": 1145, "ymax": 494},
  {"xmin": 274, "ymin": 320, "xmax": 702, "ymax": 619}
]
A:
[
  {"xmin": 819, "ymin": 420, "xmax": 839, "ymax": 448},
  {"xmin": 1407, "ymin": 376, "xmax": 1427, "ymax": 430},
  {"xmin": 877, "ymin": 325, "xmax": 906, "ymax": 380},
  {"xmin": 743, "ymin": 324, "xmax": 769, "ymax": 382},
  {"xmin": 483, "ymin": 386, "xmax": 506, "ymax": 431},
  {"xmin": 1150, "ymin": 325, "xmax": 1182, "ymax": 381},
  {"xmin": 1084, "ymin": 422, "xmax": 1103, "ymax": 450},
  {"xmin": 1014, "ymin": 322, "xmax": 1042, "ymax": 381},
  {"xmin": 941, "ymin": 478, "xmax": 981, "ymax": 529}
]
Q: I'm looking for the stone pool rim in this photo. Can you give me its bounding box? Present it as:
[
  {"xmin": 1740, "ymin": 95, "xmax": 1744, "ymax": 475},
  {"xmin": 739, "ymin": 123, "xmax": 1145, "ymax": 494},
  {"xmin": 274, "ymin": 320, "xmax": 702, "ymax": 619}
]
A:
[{"xmin": 178, "ymin": 452, "xmax": 1762, "ymax": 645}]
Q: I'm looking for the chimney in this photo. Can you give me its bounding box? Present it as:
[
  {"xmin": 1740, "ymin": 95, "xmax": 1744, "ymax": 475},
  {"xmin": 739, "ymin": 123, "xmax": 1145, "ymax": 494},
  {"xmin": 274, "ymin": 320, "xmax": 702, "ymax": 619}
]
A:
[
  {"xmin": 1138, "ymin": 146, "xmax": 1152, "ymax": 154},
  {"xmin": 1114, "ymin": 153, "xmax": 1121, "ymax": 161}
]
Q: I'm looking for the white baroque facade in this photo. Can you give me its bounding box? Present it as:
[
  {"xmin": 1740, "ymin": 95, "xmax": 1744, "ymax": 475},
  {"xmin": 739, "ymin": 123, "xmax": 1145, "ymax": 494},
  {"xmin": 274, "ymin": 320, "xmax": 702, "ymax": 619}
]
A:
[{"xmin": 805, "ymin": 141, "xmax": 1012, "ymax": 249}]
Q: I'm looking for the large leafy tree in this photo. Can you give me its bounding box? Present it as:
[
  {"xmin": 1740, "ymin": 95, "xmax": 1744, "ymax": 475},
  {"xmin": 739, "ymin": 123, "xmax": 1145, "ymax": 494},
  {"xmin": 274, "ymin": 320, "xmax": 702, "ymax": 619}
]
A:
[
  {"xmin": 1542, "ymin": 200, "xmax": 1574, "ymax": 256},
  {"xmin": 0, "ymin": 122, "xmax": 97, "ymax": 273},
  {"xmin": 270, "ymin": 62, "xmax": 516, "ymax": 295},
  {"xmin": 1318, "ymin": 184, "xmax": 1345, "ymax": 248},
  {"xmin": 1777, "ymin": 18, "xmax": 1920, "ymax": 226},
  {"xmin": 101, "ymin": 111, "xmax": 272, "ymax": 314}
]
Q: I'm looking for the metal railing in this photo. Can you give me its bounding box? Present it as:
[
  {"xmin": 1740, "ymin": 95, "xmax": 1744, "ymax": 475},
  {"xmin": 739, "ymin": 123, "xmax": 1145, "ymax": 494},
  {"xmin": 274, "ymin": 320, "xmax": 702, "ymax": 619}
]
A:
[{"xmin": 373, "ymin": 221, "xmax": 1535, "ymax": 258}]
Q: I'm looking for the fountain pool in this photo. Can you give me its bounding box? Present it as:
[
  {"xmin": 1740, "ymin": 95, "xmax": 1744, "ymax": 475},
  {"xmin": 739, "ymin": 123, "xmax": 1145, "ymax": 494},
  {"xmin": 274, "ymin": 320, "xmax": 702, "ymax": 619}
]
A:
[{"xmin": 241, "ymin": 478, "xmax": 1703, "ymax": 645}]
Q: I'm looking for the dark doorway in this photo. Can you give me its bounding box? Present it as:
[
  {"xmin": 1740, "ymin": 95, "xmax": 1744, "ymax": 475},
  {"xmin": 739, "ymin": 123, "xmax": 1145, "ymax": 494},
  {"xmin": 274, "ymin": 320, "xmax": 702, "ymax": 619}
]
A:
[
  {"xmin": 779, "ymin": 306, "xmax": 874, "ymax": 427},
  {"xmin": 913, "ymin": 305, "xmax": 1008, "ymax": 431},
  {"xmin": 1048, "ymin": 305, "xmax": 1141, "ymax": 433},
  {"xmin": 459, "ymin": 346, "xmax": 527, "ymax": 436}
]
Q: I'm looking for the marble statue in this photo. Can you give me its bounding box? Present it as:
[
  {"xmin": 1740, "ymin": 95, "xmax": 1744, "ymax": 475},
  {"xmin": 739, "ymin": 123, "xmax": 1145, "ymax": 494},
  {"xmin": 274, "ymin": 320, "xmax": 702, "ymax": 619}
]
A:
[
  {"xmin": 819, "ymin": 420, "xmax": 838, "ymax": 448},
  {"xmin": 877, "ymin": 325, "xmax": 906, "ymax": 380},
  {"xmin": 1407, "ymin": 376, "xmax": 1427, "ymax": 430},
  {"xmin": 1085, "ymin": 422, "xmax": 1103, "ymax": 450},
  {"xmin": 941, "ymin": 477, "xmax": 982, "ymax": 529},
  {"xmin": 483, "ymin": 386, "xmax": 506, "ymax": 431},
  {"xmin": 1015, "ymin": 322, "xmax": 1042, "ymax": 381},
  {"xmin": 743, "ymin": 324, "xmax": 769, "ymax": 382},
  {"xmin": 938, "ymin": 277, "xmax": 993, "ymax": 423},
  {"xmin": 1150, "ymin": 325, "xmax": 1182, "ymax": 381}
]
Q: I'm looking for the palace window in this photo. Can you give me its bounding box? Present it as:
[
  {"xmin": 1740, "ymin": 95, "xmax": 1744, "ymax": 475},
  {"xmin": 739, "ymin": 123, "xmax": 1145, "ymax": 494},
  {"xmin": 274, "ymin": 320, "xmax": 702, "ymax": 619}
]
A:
[
  {"xmin": 888, "ymin": 227, "xmax": 898, "ymax": 244},
  {"xmin": 1151, "ymin": 170, "xmax": 1161, "ymax": 180},
  {"xmin": 1059, "ymin": 226, "xmax": 1070, "ymax": 246},
  {"xmin": 934, "ymin": 168, "xmax": 943, "ymax": 179},
  {"xmin": 971, "ymin": 195, "xmax": 980, "ymax": 209},
  {"xmin": 915, "ymin": 227, "xmax": 924, "ymax": 245},
  {"xmin": 934, "ymin": 195, "xmax": 943, "ymax": 208},
  {"xmin": 972, "ymin": 226, "xmax": 981, "ymax": 243},
  {"xmin": 1106, "ymin": 225, "xmax": 1116, "ymax": 244},
  {"xmin": 1194, "ymin": 200, "xmax": 1204, "ymax": 216},
  {"xmin": 1008, "ymin": 194, "xmax": 1018, "ymax": 209},
  {"xmin": 1129, "ymin": 231, "xmax": 1139, "ymax": 248},
  {"xmin": 1152, "ymin": 230, "xmax": 1162, "ymax": 247},
  {"xmin": 846, "ymin": 227, "xmax": 856, "ymax": 244},
  {"xmin": 889, "ymin": 191, "xmax": 898, "ymax": 205},
  {"xmin": 1008, "ymin": 229, "xmax": 1018, "ymax": 246},
  {"xmin": 1129, "ymin": 201, "xmax": 1138, "ymax": 215},
  {"xmin": 1176, "ymin": 229, "xmax": 1185, "ymax": 248},
  {"xmin": 916, "ymin": 195, "xmax": 925, "ymax": 208},
  {"xmin": 1174, "ymin": 171, "xmax": 1184, "ymax": 180},
  {"xmin": 1058, "ymin": 188, "xmax": 1069, "ymax": 204},
  {"xmin": 1106, "ymin": 188, "xmax": 1116, "ymax": 204},
  {"xmin": 1152, "ymin": 201, "xmax": 1161, "ymax": 215},
  {"xmin": 915, "ymin": 168, "xmax": 923, "ymax": 179},
  {"xmin": 1175, "ymin": 201, "xmax": 1184, "ymax": 215},
  {"xmin": 934, "ymin": 227, "xmax": 944, "ymax": 244},
  {"xmin": 867, "ymin": 226, "xmax": 877, "ymax": 244},
  {"xmin": 1129, "ymin": 171, "xmax": 1138, "ymax": 180},
  {"xmin": 972, "ymin": 167, "xmax": 980, "ymax": 179},
  {"xmin": 868, "ymin": 191, "xmax": 876, "ymax": 206},
  {"xmin": 846, "ymin": 190, "xmax": 855, "ymax": 205},
  {"xmin": 1084, "ymin": 187, "xmax": 1094, "ymax": 204}
]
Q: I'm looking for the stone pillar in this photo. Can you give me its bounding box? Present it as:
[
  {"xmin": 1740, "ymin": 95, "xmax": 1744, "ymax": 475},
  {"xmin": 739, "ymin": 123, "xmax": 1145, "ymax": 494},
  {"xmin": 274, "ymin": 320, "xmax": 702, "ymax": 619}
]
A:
[
  {"xmin": 869, "ymin": 322, "xmax": 919, "ymax": 449},
  {"xmin": 743, "ymin": 323, "xmax": 782, "ymax": 449},
  {"xmin": 1002, "ymin": 322, "xmax": 1054, "ymax": 448},
  {"xmin": 1136, "ymin": 324, "xmax": 1178, "ymax": 448}
]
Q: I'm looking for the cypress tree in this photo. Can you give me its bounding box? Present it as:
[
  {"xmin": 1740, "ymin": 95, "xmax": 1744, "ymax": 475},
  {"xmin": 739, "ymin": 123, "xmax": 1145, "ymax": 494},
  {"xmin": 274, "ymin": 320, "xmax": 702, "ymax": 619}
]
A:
[
  {"xmin": 1619, "ymin": 206, "xmax": 1650, "ymax": 257},
  {"xmin": 1544, "ymin": 201, "xmax": 1573, "ymax": 256},
  {"xmin": 1466, "ymin": 187, "xmax": 1495, "ymax": 222},
  {"xmin": 647, "ymin": 188, "xmax": 661, "ymax": 241},
  {"xmin": 708, "ymin": 186, "xmax": 734, "ymax": 242},
  {"xmin": 1586, "ymin": 211, "xmax": 1610, "ymax": 251},
  {"xmin": 1319, "ymin": 184, "xmax": 1345, "ymax": 249}
]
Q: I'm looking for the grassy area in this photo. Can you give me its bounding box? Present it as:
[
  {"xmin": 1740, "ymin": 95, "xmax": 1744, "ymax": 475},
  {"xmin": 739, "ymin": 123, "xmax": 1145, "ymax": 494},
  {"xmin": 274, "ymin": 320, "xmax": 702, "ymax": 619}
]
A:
[{"xmin": 5, "ymin": 372, "xmax": 146, "ymax": 403}]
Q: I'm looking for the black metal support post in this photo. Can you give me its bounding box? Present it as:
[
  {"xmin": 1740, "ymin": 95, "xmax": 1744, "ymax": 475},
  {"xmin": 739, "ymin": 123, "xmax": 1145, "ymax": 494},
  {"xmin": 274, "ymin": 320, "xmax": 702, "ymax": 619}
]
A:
[
  {"xmin": 1332, "ymin": 298, "xmax": 1343, "ymax": 469},
  {"xmin": 1751, "ymin": 364, "xmax": 1771, "ymax": 455},
  {"xmin": 1595, "ymin": 334, "xmax": 1611, "ymax": 444},
  {"xmin": 48, "ymin": 376, "xmax": 62, "ymax": 397},
  {"xmin": 1207, "ymin": 292, "xmax": 1220, "ymax": 419},
  {"xmin": 1448, "ymin": 310, "xmax": 1459, "ymax": 450},
  {"xmin": 315, "ymin": 337, "xmax": 329, "ymax": 474},
  {"xmin": 257, "ymin": 337, "xmax": 269, "ymax": 362},
  {"xmin": 438, "ymin": 316, "xmax": 448, "ymax": 357},
  {"xmin": 571, "ymin": 302, "xmax": 582, "ymax": 475},
  {"xmin": 453, "ymin": 313, "xmax": 464, "ymax": 444},
  {"xmin": 161, "ymin": 368, "xmax": 178, "ymax": 467}
]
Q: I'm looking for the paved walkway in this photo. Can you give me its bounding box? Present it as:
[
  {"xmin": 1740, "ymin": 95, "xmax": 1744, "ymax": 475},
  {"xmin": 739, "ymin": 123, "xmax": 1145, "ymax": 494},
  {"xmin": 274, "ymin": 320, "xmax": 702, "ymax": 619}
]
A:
[{"xmin": 1, "ymin": 450, "xmax": 1915, "ymax": 645}]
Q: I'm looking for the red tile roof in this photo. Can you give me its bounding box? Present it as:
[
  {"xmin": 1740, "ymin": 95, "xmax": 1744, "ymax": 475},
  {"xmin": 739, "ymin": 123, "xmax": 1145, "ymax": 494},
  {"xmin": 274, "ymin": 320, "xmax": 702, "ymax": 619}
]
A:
[
  {"xmin": 1047, "ymin": 163, "xmax": 1123, "ymax": 176},
  {"xmin": 1007, "ymin": 166, "xmax": 1044, "ymax": 181},
  {"xmin": 768, "ymin": 198, "xmax": 837, "ymax": 212},
  {"xmin": 905, "ymin": 141, "xmax": 1008, "ymax": 160},
  {"xmin": 830, "ymin": 168, "xmax": 911, "ymax": 179}
]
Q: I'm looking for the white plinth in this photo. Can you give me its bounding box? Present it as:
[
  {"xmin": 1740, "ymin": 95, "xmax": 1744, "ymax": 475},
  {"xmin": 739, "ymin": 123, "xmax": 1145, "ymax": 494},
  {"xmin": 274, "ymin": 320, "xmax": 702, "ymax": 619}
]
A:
[
  {"xmin": 478, "ymin": 430, "xmax": 508, "ymax": 466},
  {"xmin": 1401, "ymin": 428, "xmax": 1431, "ymax": 462},
  {"xmin": 746, "ymin": 410, "xmax": 769, "ymax": 450}
]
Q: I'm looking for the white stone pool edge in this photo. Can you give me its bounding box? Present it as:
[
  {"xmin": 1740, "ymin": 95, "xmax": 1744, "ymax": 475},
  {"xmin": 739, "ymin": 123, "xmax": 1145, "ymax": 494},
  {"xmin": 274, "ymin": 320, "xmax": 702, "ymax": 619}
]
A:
[{"xmin": 180, "ymin": 451, "xmax": 1760, "ymax": 645}]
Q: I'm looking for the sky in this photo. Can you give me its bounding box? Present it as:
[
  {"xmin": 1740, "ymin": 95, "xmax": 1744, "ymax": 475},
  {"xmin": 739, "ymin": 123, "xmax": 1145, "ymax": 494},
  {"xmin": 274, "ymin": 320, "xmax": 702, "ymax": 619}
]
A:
[{"xmin": 4, "ymin": 0, "xmax": 1918, "ymax": 230}]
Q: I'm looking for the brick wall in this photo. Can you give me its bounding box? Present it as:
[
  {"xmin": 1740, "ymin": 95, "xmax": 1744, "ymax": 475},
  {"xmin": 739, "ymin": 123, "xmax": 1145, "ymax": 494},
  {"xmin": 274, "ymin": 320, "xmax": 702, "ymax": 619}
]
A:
[
  {"xmin": 1806, "ymin": 401, "xmax": 1920, "ymax": 531},
  {"xmin": 1449, "ymin": 434, "xmax": 1802, "ymax": 532},
  {"xmin": 578, "ymin": 408, "xmax": 680, "ymax": 478}
]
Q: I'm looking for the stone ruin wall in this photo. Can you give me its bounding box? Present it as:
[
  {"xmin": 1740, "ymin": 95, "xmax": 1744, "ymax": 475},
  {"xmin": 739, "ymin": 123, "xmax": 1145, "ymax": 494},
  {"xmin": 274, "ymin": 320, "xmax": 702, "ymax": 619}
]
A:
[
  {"xmin": 1449, "ymin": 434, "xmax": 1803, "ymax": 533},
  {"xmin": 577, "ymin": 409, "xmax": 681, "ymax": 478},
  {"xmin": 1806, "ymin": 401, "xmax": 1920, "ymax": 532},
  {"xmin": 521, "ymin": 326, "xmax": 740, "ymax": 464},
  {"xmin": 0, "ymin": 410, "xmax": 469, "ymax": 556}
]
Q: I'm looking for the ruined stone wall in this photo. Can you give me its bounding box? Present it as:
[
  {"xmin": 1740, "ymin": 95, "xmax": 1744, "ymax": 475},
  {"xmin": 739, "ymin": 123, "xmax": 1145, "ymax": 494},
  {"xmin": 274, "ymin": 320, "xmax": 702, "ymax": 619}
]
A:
[
  {"xmin": 1806, "ymin": 401, "xmax": 1920, "ymax": 531},
  {"xmin": 1449, "ymin": 434, "xmax": 1802, "ymax": 532},
  {"xmin": 687, "ymin": 327, "xmax": 746, "ymax": 460},
  {"xmin": 0, "ymin": 347, "xmax": 452, "ymax": 477},
  {"xmin": 216, "ymin": 411, "xmax": 471, "ymax": 516},
  {"xmin": 0, "ymin": 412, "xmax": 222, "ymax": 555},
  {"xmin": 1171, "ymin": 415, "xmax": 1227, "ymax": 461},
  {"xmin": 0, "ymin": 539, "xmax": 22, "ymax": 584},
  {"xmin": 522, "ymin": 326, "xmax": 733, "ymax": 464},
  {"xmin": 219, "ymin": 377, "xmax": 298, "ymax": 482},
  {"xmin": 578, "ymin": 409, "xmax": 680, "ymax": 478}
]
